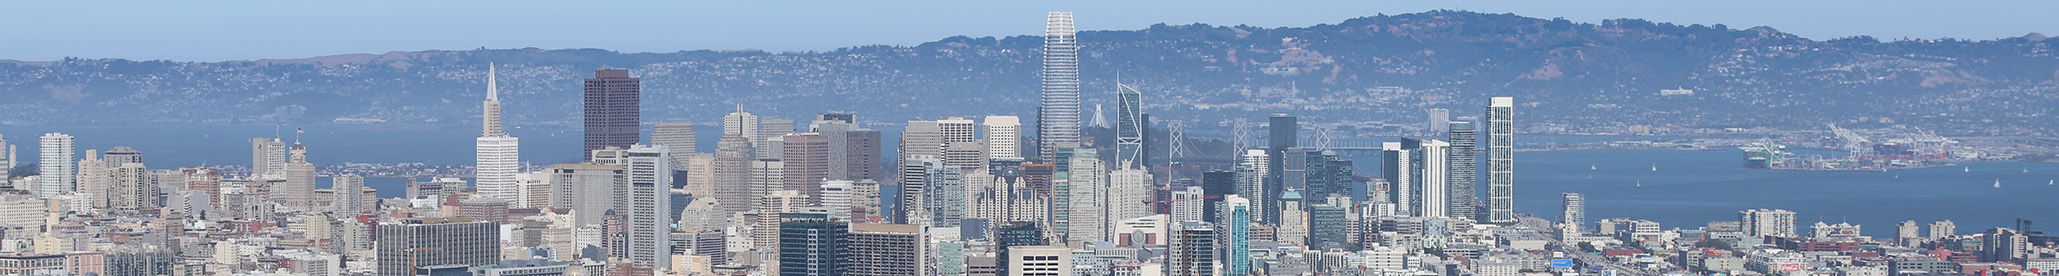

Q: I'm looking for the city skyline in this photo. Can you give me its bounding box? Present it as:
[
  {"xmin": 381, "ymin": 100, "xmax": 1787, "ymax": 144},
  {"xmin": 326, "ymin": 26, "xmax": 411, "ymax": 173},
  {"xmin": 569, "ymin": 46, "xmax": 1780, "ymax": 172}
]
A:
[{"xmin": 0, "ymin": 6, "xmax": 2054, "ymax": 276}]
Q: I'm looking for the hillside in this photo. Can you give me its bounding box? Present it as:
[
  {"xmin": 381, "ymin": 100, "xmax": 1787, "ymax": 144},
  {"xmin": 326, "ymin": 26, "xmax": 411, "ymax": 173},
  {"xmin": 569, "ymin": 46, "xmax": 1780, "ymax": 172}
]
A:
[{"xmin": 1, "ymin": 10, "xmax": 2054, "ymax": 136}]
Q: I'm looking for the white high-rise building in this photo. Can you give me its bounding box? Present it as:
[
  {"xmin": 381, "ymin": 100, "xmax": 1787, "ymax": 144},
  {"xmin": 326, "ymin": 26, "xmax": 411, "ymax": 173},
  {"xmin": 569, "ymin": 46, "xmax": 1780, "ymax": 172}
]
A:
[
  {"xmin": 1169, "ymin": 186, "xmax": 1205, "ymax": 223},
  {"xmin": 334, "ymin": 174, "xmax": 364, "ymax": 215},
  {"xmin": 1417, "ymin": 139, "xmax": 1449, "ymax": 218},
  {"xmin": 1740, "ymin": 208, "xmax": 1797, "ymax": 238},
  {"xmin": 1038, "ymin": 11, "xmax": 1082, "ymax": 160},
  {"xmin": 939, "ymin": 117, "xmax": 977, "ymax": 146},
  {"xmin": 983, "ymin": 116, "xmax": 1022, "ymax": 160},
  {"xmin": 1107, "ymin": 169, "xmax": 1152, "ymax": 226},
  {"xmin": 251, "ymin": 137, "xmax": 286, "ymax": 179},
  {"xmin": 477, "ymin": 63, "xmax": 523, "ymax": 203},
  {"xmin": 622, "ymin": 145, "xmax": 673, "ymax": 270},
  {"xmin": 1066, "ymin": 149, "xmax": 1108, "ymax": 244},
  {"xmin": 37, "ymin": 133, "xmax": 75, "ymax": 198},
  {"xmin": 1486, "ymin": 96, "xmax": 1516, "ymax": 223},
  {"xmin": 723, "ymin": 106, "xmax": 759, "ymax": 139},
  {"xmin": 821, "ymin": 180, "xmax": 855, "ymax": 219}
]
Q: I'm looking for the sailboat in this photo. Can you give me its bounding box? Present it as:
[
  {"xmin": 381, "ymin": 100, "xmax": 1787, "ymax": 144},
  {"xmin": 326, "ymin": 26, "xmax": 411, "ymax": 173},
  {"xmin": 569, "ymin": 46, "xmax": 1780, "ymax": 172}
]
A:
[
  {"xmin": 1965, "ymin": 166, "xmax": 1971, "ymax": 172},
  {"xmin": 1636, "ymin": 180, "xmax": 1642, "ymax": 187},
  {"xmin": 1591, "ymin": 164, "xmax": 1597, "ymax": 171},
  {"xmin": 2048, "ymin": 179, "xmax": 2053, "ymax": 186},
  {"xmin": 2023, "ymin": 167, "xmax": 2030, "ymax": 173},
  {"xmin": 1994, "ymin": 179, "xmax": 2001, "ymax": 188},
  {"xmin": 1651, "ymin": 164, "xmax": 1658, "ymax": 172}
]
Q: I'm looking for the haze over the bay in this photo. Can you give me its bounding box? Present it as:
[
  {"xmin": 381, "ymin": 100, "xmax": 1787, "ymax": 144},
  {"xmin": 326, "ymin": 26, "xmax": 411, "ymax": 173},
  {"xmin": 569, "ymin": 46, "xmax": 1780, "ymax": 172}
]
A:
[{"xmin": 2, "ymin": 0, "xmax": 2052, "ymax": 61}]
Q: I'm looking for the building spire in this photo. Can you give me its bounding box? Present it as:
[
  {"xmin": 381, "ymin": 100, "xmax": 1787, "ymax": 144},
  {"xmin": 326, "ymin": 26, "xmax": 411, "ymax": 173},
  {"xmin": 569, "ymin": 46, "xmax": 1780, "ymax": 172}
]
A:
[
  {"xmin": 487, "ymin": 62, "xmax": 498, "ymax": 101},
  {"xmin": 483, "ymin": 62, "xmax": 505, "ymax": 137}
]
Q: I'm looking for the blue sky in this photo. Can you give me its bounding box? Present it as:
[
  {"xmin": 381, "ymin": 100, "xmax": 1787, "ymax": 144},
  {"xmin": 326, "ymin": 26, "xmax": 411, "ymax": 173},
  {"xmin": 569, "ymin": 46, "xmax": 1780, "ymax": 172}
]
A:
[{"xmin": 2, "ymin": 1, "xmax": 2051, "ymax": 61}]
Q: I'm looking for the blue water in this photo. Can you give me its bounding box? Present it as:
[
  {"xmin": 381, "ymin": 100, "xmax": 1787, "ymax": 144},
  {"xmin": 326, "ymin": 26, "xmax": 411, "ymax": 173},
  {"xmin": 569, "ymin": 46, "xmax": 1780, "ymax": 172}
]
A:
[
  {"xmin": 8, "ymin": 125, "xmax": 2053, "ymax": 237},
  {"xmin": 1380, "ymin": 150, "xmax": 2059, "ymax": 238}
]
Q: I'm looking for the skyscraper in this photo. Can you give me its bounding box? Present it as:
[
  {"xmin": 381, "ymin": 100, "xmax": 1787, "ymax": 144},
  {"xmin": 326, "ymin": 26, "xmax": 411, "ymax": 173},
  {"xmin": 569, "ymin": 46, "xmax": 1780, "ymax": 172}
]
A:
[
  {"xmin": 621, "ymin": 145, "xmax": 673, "ymax": 270},
  {"xmin": 781, "ymin": 133, "xmax": 831, "ymax": 203},
  {"xmin": 1166, "ymin": 221, "xmax": 1216, "ymax": 276},
  {"xmin": 758, "ymin": 119, "xmax": 796, "ymax": 159},
  {"xmin": 583, "ymin": 69, "xmax": 640, "ymax": 158},
  {"xmin": 551, "ymin": 163, "xmax": 622, "ymax": 226},
  {"xmin": 1561, "ymin": 192, "xmax": 1585, "ymax": 233},
  {"xmin": 1115, "ymin": 83, "xmax": 1146, "ymax": 170},
  {"xmin": 0, "ymin": 135, "xmax": 9, "ymax": 188},
  {"xmin": 777, "ymin": 211, "xmax": 848, "ymax": 276},
  {"xmin": 76, "ymin": 150, "xmax": 109, "ymax": 208},
  {"xmin": 984, "ymin": 116, "xmax": 1022, "ymax": 160},
  {"xmin": 1038, "ymin": 11, "xmax": 1081, "ymax": 161},
  {"xmin": 478, "ymin": 63, "xmax": 523, "ymax": 202},
  {"xmin": 652, "ymin": 122, "xmax": 696, "ymax": 170},
  {"xmin": 375, "ymin": 217, "xmax": 501, "ymax": 276},
  {"xmin": 845, "ymin": 223, "xmax": 928, "ymax": 276},
  {"xmin": 1234, "ymin": 149, "xmax": 1269, "ymax": 224},
  {"xmin": 751, "ymin": 159, "xmax": 787, "ymax": 218},
  {"xmin": 899, "ymin": 120, "xmax": 943, "ymax": 173},
  {"xmin": 111, "ymin": 162, "xmax": 157, "ymax": 213},
  {"xmin": 103, "ymin": 146, "xmax": 141, "ymax": 167},
  {"xmin": 1380, "ymin": 142, "xmax": 1411, "ymax": 213},
  {"xmin": 281, "ymin": 142, "xmax": 317, "ymax": 211},
  {"xmin": 1107, "ymin": 169, "xmax": 1152, "ymax": 224},
  {"xmin": 1446, "ymin": 120, "xmax": 1478, "ymax": 220},
  {"xmin": 723, "ymin": 107, "xmax": 759, "ymax": 140},
  {"xmin": 1740, "ymin": 208, "xmax": 1797, "ymax": 238},
  {"xmin": 713, "ymin": 136, "xmax": 755, "ymax": 215},
  {"xmin": 1486, "ymin": 97, "xmax": 1516, "ymax": 224},
  {"xmin": 334, "ymin": 174, "xmax": 364, "ymax": 215},
  {"xmin": 1265, "ymin": 115, "xmax": 1296, "ymax": 223},
  {"xmin": 1416, "ymin": 139, "xmax": 1450, "ymax": 218},
  {"xmin": 1218, "ymin": 195, "xmax": 1252, "ymax": 276},
  {"xmin": 1065, "ymin": 148, "xmax": 1108, "ymax": 244},
  {"xmin": 1308, "ymin": 194, "xmax": 1351, "ymax": 250},
  {"xmin": 250, "ymin": 137, "xmax": 286, "ymax": 179},
  {"xmin": 1427, "ymin": 108, "xmax": 1450, "ymax": 133}
]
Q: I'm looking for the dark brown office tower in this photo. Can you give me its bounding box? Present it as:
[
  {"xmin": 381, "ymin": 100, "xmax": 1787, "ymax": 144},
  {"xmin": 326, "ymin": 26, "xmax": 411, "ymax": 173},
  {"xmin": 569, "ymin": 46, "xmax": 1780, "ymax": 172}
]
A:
[
  {"xmin": 584, "ymin": 69, "xmax": 641, "ymax": 158},
  {"xmin": 782, "ymin": 133, "xmax": 831, "ymax": 203}
]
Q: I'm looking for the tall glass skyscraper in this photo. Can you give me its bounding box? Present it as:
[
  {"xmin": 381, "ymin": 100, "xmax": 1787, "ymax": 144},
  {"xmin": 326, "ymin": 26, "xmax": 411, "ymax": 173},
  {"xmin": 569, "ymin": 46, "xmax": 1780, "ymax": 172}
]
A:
[
  {"xmin": 1037, "ymin": 11, "xmax": 1081, "ymax": 161},
  {"xmin": 1114, "ymin": 83, "xmax": 1146, "ymax": 170},
  {"xmin": 1486, "ymin": 97, "xmax": 1516, "ymax": 224},
  {"xmin": 1446, "ymin": 121, "xmax": 1478, "ymax": 220}
]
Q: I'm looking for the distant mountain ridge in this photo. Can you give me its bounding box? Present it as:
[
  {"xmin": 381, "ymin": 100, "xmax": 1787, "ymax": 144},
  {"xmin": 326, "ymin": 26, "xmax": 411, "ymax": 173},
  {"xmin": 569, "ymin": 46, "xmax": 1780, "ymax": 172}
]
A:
[{"xmin": 1, "ymin": 10, "xmax": 2053, "ymax": 136}]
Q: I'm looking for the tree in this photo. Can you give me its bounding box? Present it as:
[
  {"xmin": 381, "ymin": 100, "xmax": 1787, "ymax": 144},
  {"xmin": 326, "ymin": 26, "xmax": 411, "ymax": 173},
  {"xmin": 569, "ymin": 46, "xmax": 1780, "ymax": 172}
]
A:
[{"xmin": 1578, "ymin": 241, "xmax": 1598, "ymax": 253}]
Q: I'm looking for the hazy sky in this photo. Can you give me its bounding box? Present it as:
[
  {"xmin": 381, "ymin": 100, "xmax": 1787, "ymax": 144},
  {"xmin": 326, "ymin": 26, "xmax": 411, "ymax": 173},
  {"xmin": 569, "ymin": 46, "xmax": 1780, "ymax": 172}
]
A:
[{"xmin": 3, "ymin": 1, "xmax": 2051, "ymax": 61}]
